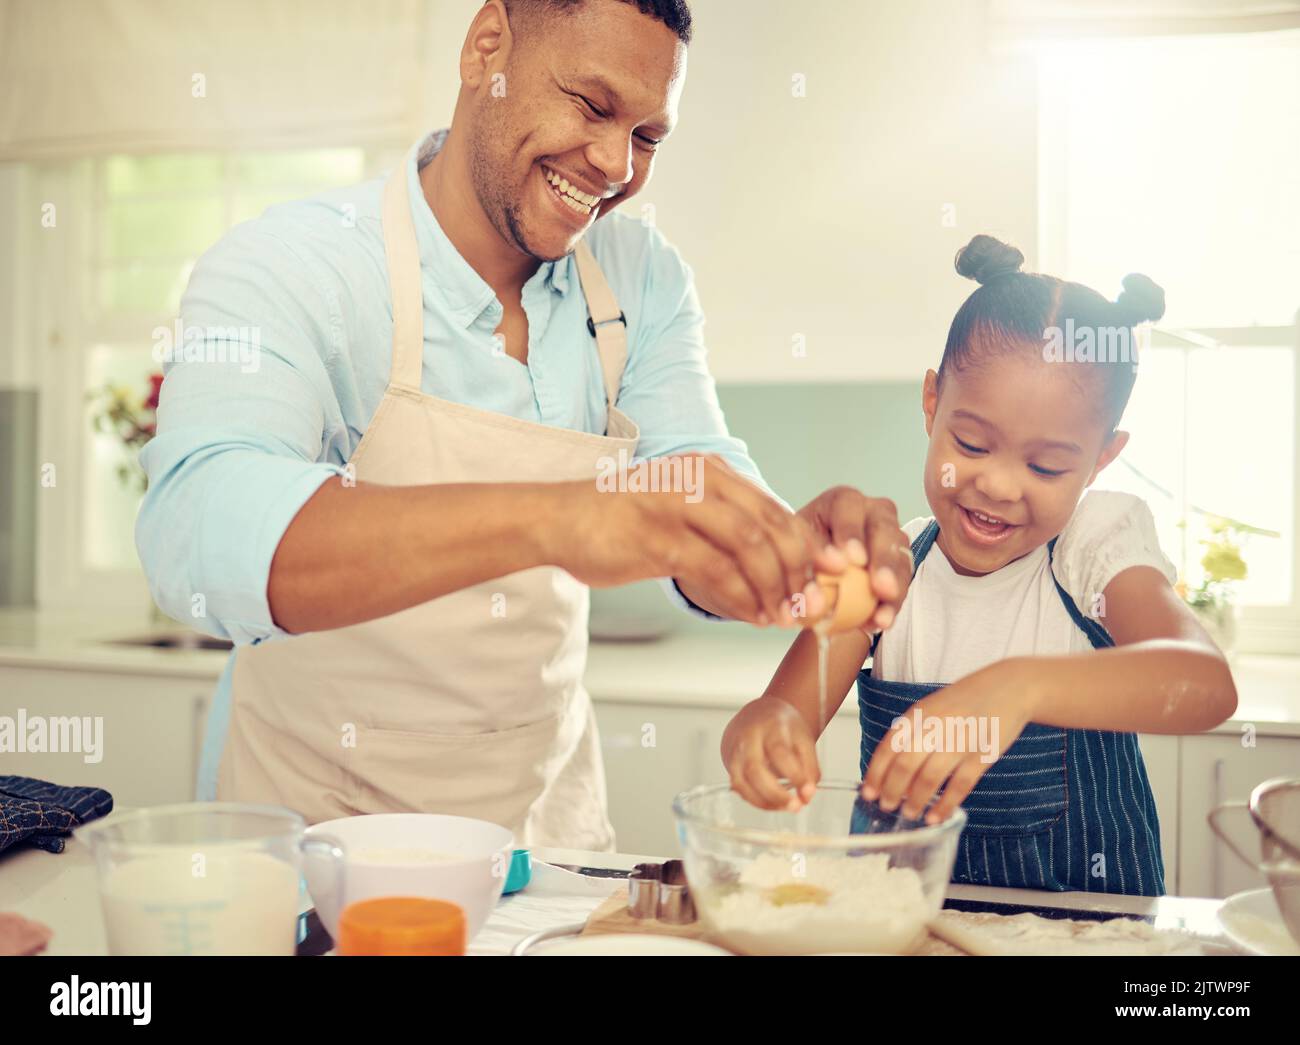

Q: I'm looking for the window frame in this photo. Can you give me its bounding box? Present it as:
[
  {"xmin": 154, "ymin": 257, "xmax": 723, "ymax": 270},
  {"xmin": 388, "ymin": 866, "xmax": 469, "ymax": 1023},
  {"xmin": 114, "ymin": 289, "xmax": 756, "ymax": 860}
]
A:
[
  {"xmin": 1037, "ymin": 41, "xmax": 1300, "ymax": 655},
  {"xmin": 25, "ymin": 144, "xmax": 403, "ymax": 614}
]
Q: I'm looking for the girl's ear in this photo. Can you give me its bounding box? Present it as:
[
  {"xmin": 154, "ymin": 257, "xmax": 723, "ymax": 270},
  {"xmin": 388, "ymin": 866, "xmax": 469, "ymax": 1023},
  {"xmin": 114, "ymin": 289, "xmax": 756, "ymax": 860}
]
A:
[
  {"xmin": 922, "ymin": 370, "xmax": 940, "ymax": 437},
  {"xmin": 1085, "ymin": 429, "xmax": 1130, "ymax": 487}
]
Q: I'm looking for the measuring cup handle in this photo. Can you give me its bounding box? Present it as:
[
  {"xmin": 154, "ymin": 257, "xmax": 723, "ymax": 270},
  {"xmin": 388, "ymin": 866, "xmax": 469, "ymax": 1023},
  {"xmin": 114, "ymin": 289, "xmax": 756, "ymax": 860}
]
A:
[
  {"xmin": 302, "ymin": 833, "xmax": 347, "ymax": 936},
  {"xmin": 1207, "ymin": 800, "xmax": 1262, "ymax": 872}
]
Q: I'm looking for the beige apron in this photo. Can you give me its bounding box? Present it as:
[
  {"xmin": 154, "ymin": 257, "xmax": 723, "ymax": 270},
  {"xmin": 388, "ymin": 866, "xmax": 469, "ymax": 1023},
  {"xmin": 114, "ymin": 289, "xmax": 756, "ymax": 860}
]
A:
[{"xmin": 216, "ymin": 141, "xmax": 639, "ymax": 850}]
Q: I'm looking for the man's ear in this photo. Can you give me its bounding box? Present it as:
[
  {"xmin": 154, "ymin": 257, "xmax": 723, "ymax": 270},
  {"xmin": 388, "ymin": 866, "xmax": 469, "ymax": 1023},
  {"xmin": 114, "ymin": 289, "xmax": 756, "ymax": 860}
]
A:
[
  {"xmin": 922, "ymin": 369, "xmax": 940, "ymax": 437},
  {"xmin": 1085, "ymin": 429, "xmax": 1130, "ymax": 487},
  {"xmin": 461, "ymin": 0, "xmax": 512, "ymax": 90}
]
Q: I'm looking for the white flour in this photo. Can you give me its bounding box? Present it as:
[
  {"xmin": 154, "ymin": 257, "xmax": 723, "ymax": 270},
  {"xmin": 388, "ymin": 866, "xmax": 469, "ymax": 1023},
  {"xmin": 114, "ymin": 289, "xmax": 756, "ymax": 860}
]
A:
[
  {"xmin": 701, "ymin": 852, "xmax": 934, "ymax": 955},
  {"xmin": 929, "ymin": 910, "xmax": 1207, "ymax": 956}
]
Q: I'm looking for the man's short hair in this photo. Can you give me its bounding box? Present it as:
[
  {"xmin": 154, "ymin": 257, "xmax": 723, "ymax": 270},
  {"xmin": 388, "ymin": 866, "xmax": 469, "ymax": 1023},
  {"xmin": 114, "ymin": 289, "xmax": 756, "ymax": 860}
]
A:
[{"xmin": 503, "ymin": 0, "xmax": 693, "ymax": 46}]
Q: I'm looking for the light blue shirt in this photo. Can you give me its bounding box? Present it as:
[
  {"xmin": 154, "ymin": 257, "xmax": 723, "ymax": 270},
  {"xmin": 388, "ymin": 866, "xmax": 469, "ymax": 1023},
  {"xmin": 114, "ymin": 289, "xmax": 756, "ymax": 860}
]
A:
[{"xmin": 136, "ymin": 130, "xmax": 780, "ymax": 798}]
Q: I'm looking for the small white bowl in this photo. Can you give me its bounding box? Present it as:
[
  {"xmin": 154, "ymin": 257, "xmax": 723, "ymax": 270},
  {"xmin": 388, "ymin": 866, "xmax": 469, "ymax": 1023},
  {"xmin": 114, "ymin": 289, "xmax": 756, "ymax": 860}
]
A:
[
  {"xmin": 303, "ymin": 813, "xmax": 514, "ymax": 941},
  {"xmin": 1217, "ymin": 887, "xmax": 1300, "ymax": 956}
]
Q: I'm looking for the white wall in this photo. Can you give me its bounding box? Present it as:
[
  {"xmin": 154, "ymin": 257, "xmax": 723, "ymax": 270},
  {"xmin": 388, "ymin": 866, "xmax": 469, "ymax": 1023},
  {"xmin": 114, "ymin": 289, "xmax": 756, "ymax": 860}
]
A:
[{"xmin": 418, "ymin": 0, "xmax": 1040, "ymax": 383}]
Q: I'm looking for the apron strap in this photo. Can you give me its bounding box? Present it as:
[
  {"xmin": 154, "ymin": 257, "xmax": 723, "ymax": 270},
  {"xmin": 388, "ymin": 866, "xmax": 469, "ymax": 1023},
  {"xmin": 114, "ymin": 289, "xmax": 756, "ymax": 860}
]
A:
[
  {"xmin": 1046, "ymin": 537, "xmax": 1116, "ymax": 649},
  {"xmin": 572, "ymin": 239, "xmax": 628, "ymax": 411},
  {"xmin": 869, "ymin": 519, "xmax": 939, "ymax": 657},
  {"xmin": 382, "ymin": 142, "xmax": 428, "ymax": 393}
]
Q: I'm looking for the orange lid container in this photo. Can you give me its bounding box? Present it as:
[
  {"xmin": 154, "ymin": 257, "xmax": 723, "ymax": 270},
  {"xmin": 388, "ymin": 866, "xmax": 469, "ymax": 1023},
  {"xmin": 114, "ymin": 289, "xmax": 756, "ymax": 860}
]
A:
[{"xmin": 336, "ymin": 897, "xmax": 467, "ymax": 956}]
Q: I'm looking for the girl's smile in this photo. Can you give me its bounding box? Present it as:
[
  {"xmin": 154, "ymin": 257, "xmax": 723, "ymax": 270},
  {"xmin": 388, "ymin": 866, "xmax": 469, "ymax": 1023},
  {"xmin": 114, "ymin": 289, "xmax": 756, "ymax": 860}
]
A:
[{"xmin": 956, "ymin": 503, "xmax": 1021, "ymax": 545}]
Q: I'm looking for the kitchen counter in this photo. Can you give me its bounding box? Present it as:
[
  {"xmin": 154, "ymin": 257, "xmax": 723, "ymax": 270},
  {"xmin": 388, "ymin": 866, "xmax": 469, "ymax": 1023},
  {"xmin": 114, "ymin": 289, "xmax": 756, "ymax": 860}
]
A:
[
  {"xmin": 0, "ymin": 807, "xmax": 1237, "ymax": 956},
  {"xmin": 2, "ymin": 606, "xmax": 1298, "ymax": 734}
]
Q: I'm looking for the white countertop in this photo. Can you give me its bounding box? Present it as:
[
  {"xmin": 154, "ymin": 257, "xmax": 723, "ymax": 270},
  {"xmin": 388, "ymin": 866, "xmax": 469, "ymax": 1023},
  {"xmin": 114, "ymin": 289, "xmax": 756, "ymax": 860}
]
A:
[
  {"xmin": 2, "ymin": 606, "xmax": 1298, "ymax": 735},
  {"xmin": 0, "ymin": 809, "xmax": 1236, "ymax": 956}
]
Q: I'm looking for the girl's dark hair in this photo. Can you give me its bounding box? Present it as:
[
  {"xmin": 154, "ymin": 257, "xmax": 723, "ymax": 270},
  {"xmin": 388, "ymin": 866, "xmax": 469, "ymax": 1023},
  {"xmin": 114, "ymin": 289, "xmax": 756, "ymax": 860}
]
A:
[{"xmin": 939, "ymin": 234, "xmax": 1165, "ymax": 427}]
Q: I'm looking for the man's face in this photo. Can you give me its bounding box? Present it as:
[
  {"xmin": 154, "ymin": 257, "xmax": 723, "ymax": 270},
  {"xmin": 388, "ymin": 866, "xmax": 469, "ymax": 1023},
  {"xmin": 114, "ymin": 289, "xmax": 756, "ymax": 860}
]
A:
[{"xmin": 466, "ymin": 1, "xmax": 686, "ymax": 261}]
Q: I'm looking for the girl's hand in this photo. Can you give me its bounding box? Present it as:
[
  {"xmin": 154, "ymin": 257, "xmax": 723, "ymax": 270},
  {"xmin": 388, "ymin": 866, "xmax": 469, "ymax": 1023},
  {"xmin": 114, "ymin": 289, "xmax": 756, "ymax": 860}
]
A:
[
  {"xmin": 862, "ymin": 659, "xmax": 1040, "ymax": 824},
  {"xmin": 722, "ymin": 697, "xmax": 822, "ymax": 812}
]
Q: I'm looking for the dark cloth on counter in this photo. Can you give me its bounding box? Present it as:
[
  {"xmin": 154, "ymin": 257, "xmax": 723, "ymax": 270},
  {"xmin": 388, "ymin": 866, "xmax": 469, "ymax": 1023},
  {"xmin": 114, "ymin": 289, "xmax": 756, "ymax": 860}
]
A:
[{"xmin": 0, "ymin": 776, "xmax": 114, "ymax": 855}]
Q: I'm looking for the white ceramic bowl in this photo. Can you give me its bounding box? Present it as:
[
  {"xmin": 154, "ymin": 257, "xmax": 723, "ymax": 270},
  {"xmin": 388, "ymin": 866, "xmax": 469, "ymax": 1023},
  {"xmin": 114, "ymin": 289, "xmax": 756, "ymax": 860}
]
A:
[{"xmin": 303, "ymin": 813, "xmax": 514, "ymax": 941}]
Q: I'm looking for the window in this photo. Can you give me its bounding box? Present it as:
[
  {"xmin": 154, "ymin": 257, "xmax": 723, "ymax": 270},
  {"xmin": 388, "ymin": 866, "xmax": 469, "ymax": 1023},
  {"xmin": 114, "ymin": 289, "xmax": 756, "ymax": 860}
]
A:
[
  {"xmin": 29, "ymin": 146, "xmax": 398, "ymax": 605},
  {"xmin": 1037, "ymin": 29, "xmax": 1300, "ymax": 652}
]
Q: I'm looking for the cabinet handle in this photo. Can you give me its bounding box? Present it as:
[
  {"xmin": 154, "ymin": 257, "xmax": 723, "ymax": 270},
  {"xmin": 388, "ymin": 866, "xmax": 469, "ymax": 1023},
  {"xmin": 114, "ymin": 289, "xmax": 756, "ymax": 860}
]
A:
[
  {"xmin": 1211, "ymin": 758, "xmax": 1224, "ymax": 897},
  {"xmin": 693, "ymin": 729, "xmax": 711, "ymax": 785},
  {"xmin": 192, "ymin": 694, "xmax": 209, "ymax": 798}
]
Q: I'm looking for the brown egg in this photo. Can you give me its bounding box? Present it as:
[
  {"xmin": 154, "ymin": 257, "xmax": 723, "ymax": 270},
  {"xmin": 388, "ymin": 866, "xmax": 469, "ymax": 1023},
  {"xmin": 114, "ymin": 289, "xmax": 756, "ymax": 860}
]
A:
[{"xmin": 811, "ymin": 565, "xmax": 877, "ymax": 633}]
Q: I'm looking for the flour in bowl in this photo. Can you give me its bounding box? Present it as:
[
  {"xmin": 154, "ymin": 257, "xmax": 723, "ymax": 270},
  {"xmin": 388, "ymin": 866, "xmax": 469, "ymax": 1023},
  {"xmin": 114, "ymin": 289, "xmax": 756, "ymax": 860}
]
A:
[{"xmin": 700, "ymin": 852, "xmax": 934, "ymax": 955}]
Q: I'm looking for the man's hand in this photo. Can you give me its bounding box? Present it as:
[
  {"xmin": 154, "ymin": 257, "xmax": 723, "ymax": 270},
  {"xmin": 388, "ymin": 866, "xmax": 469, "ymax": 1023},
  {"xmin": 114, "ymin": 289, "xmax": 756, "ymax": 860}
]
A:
[
  {"xmin": 554, "ymin": 454, "xmax": 837, "ymax": 626},
  {"xmin": 796, "ymin": 486, "xmax": 911, "ymax": 632}
]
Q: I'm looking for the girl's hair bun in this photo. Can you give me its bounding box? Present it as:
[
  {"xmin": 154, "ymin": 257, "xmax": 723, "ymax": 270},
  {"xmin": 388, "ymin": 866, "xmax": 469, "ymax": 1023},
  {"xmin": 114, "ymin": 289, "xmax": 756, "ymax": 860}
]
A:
[
  {"xmin": 954, "ymin": 234, "xmax": 1025, "ymax": 285},
  {"xmin": 1114, "ymin": 273, "xmax": 1166, "ymax": 326}
]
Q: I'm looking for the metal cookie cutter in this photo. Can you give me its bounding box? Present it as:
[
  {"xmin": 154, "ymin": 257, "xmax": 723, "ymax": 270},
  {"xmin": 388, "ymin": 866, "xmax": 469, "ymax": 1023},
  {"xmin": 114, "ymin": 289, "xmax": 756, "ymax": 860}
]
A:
[{"xmin": 627, "ymin": 859, "xmax": 696, "ymax": 924}]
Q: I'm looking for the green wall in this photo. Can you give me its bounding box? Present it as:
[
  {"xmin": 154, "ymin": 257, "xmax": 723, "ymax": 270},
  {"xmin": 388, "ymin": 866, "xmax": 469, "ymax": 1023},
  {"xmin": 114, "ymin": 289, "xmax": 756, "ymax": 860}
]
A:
[{"xmin": 589, "ymin": 380, "xmax": 932, "ymax": 638}]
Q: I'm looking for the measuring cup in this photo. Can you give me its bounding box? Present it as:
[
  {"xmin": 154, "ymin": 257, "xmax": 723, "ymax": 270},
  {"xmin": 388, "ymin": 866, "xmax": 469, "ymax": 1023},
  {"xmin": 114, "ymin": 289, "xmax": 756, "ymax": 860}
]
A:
[
  {"xmin": 76, "ymin": 803, "xmax": 345, "ymax": 956},
  {"xmin": 1208, "ymin": 776, "xmax": 1300, "ymax": 944}
]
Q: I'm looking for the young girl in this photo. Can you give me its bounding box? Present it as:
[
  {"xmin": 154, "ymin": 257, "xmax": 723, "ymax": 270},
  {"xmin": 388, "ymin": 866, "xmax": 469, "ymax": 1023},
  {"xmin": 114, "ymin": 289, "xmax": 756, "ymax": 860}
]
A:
[{"xmin": 721, "ymin": 234, "xmax": 1237, "ymax": 896}]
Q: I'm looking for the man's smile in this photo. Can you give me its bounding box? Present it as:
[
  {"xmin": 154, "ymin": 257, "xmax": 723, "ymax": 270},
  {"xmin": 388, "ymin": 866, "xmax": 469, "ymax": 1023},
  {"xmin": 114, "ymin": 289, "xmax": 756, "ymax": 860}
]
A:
[{"xmin": 541, "ymin": 163, "xmax": 603, "ymax": 218}]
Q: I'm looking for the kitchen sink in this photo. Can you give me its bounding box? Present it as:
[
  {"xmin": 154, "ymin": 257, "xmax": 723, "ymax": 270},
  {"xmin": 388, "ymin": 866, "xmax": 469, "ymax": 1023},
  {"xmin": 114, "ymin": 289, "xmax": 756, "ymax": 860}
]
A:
[{"xmin": 107, "ymin": 632, "xmax": 234, "ymax": 652}]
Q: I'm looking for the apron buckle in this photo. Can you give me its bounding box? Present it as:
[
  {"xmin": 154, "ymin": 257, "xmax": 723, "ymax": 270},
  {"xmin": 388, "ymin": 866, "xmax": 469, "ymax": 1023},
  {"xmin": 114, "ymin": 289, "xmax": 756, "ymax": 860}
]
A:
[{"xmin": 587, "ymin": 311, "xmax": 627, "ymax": 338}]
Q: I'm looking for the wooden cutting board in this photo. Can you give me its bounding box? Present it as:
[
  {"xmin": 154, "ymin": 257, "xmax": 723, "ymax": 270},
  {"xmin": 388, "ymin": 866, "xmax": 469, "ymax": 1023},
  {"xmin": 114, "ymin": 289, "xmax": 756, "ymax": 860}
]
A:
[
  {"xmin": 581, "ymin": 888, "xmax": 1210, "ymax": 955},
  {"xmin": 580, "ymin": 887, "xmax": 967, "ymax": 955}
]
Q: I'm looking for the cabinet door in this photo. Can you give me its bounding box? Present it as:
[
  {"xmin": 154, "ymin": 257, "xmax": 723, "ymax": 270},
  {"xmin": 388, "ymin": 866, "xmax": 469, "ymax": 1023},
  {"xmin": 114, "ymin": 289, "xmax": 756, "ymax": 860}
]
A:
[
  {"xmin": 1179, "ymin": 733, "xmax": 1300, "ymax": 899},
  {"xmin": 0, "ymin": 665, "xmax": 205, "ymax": 807},
  {"xmin": 594, "ymin": 701, "xmax": 735, "ymax": 859},
  {"xmin": 594, "ymin": 701, "xmax": 869, "ymax": 858}
]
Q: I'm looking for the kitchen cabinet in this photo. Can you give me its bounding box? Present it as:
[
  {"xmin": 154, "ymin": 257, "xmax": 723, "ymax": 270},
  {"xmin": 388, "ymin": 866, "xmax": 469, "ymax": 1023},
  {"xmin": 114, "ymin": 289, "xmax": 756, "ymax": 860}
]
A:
[
  {"xmin": 595, "ymin": 698, "xmax": 881, "ymax": 857},
  {"xmin": 1178, "ymin": 733, "xmax": 1300, "ymax": 899},
  {"xmin": 0, "ymin": 664, "xmax": 210, "ymax": 807},
  {"xmin": 595, "ymin": 701, "xmax": 719, "ymax": 856}
]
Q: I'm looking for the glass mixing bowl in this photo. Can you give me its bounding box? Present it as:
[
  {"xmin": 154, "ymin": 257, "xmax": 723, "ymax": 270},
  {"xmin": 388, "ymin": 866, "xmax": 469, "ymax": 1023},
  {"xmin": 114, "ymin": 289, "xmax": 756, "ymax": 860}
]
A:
[{"xmin": 672, "ymin": 781, "xmax": 966, "ymax": 955}]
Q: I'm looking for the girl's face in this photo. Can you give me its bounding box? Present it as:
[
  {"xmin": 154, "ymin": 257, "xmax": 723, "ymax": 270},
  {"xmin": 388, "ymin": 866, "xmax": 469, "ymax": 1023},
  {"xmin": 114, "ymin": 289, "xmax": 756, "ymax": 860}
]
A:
[{"xmin": 921, "ymin": 352, "xmax": 1128, "ymax": 577}]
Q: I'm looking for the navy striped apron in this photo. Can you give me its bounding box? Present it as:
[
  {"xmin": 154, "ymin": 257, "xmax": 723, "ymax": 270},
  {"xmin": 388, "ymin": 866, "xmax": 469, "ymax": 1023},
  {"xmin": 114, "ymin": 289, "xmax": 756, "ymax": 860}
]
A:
[{"xmin": 857, "ymin": 520, "xmax": 1165, "ymax": 896}]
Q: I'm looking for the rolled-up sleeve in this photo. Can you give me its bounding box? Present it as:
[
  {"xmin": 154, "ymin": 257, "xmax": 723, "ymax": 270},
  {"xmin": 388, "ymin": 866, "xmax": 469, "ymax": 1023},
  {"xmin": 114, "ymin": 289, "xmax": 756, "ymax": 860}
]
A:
[
  {"xmin": 136, "ymin": 224, "xmax": 348, "ymax": 645},
  {"xmin": 617, "ymin": 226, "xmax": 789, "ymax": 620}
]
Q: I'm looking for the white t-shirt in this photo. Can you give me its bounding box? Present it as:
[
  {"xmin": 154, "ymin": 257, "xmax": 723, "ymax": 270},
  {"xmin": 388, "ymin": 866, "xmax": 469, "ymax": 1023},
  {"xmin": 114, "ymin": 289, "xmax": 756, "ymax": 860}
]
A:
[{"xmin": 873, "ymin": 491, "xmax": 1177, "ymax": 685}]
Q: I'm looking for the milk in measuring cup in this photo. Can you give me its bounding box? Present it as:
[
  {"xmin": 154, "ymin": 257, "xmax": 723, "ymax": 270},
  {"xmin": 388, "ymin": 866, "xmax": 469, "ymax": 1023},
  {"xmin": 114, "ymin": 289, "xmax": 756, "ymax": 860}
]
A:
[{"xmin": 100, "ymin": 850, "xmax": 300, "ymax": 956}]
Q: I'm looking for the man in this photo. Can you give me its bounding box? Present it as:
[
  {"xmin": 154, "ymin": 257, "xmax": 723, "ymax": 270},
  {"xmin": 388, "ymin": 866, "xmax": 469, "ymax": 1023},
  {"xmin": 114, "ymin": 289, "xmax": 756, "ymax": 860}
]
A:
[{"xmin": 138, "ymin": 0, "xmax": 910, "ymax": 849}]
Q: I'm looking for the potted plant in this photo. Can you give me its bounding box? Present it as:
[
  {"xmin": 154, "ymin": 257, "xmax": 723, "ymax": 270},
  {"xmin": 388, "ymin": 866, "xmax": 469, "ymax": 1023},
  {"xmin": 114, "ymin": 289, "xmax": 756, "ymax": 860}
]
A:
[
  {"xmin": 1176, "ymin": 515, "xmax": 1271, "ymax": 657},
  {"xmin": 87, "ymin": 371, "xmax": 165, "ymax": 622},
  {"xmin": 87, "ymin": 372, "xmax": 162, "ymax": 491}
]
